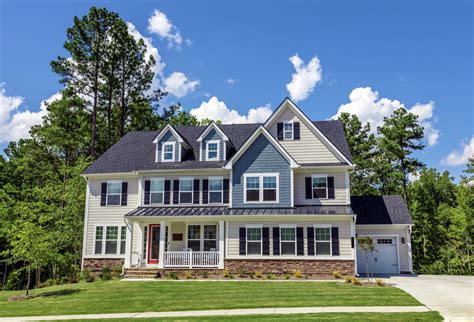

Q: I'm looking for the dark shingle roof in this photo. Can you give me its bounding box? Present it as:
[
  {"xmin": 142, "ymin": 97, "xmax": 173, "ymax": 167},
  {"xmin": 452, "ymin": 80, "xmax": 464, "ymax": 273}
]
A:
[
  {"xmin": 313, "ymin": 120, "xmax": 352, "ymax": 163},
  {"xmin": 351, "ymin": 195, "xmax": 413, "ymax": 225}
]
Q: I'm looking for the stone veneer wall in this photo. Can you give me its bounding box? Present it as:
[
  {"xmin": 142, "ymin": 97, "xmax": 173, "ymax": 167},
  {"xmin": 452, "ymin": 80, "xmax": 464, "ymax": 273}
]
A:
[
  {"xmin": 83, "ymin": 258, "xmax": 124, "ymax": 272},
  {"xmin": 224, "ymin": 259, "xmax": 354, "ymax": 276}
]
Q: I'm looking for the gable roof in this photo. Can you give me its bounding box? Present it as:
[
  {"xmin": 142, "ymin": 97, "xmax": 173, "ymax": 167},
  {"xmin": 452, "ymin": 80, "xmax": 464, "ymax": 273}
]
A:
[
  {"xmin": 313, "ymin": 120, "xmax": 352, "ymax": 164},
  {"xmin": 196, "ymin": 121, "xmax": 230, "ymax": 142},
  {"xmin": 152, "ymin": 124, "xmax": 191, "ymax": 149},
  {"xmin": 351, "ymin": 195, "xmax": 413, "ymax": 225}
]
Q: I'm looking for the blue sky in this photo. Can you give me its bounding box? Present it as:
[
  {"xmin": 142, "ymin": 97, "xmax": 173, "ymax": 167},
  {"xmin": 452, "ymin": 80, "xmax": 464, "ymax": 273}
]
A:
[{"xmin": 0, "ymin": 0, "xmax": 472, "ymax": 179}]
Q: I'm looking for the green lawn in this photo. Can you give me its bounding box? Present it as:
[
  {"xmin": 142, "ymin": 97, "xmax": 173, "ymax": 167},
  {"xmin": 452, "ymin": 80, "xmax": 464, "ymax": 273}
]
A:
[{"xmin": 0, "ymin": 280, "xmax": 422, "ymax": 317}]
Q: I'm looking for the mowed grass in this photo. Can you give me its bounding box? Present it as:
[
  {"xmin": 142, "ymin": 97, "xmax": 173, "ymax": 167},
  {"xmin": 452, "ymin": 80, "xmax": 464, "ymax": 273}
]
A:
[{"xmin": 0, "ymin": 280, "xmax": 421, "ymax": 317}]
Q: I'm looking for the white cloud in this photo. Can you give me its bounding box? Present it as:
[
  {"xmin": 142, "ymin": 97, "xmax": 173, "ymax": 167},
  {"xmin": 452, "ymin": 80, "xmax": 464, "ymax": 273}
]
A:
[
  {"xmin": 332, "ymin": 87, "xmax": 440, "ymax": 146},
  {"xmin": 226, "ymin": 78, "xmax": 237, "ymax": 85},
  {"xmin": 286, "ymin": 54, "xmax": 322, "ymax": 102},
  {"xmin": 441, "ymin": 137, "xmax": 474, "ymax": 166},
  {"xmin": 190, "ymin": 97, "xmax": 272, "ymax": 124},
  {"xmin": 164, "ymin": 72, "xmax": 200, "ymax": 98},
  {"xmin": 147, "ymin": 9, "xmax": 189, "ymax": 48},
  {"xmin": 0, "ymin": 84, "xmax": 60, "ymax": 143}
]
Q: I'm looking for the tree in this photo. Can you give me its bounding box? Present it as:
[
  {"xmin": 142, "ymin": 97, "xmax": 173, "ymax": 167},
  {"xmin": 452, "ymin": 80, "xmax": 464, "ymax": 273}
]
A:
[
  {"xmin": 378, "ymin": 108, "xmax": 425, "ymax": 202},
  {"xmin": 357, "ymin": 236, "xmax": 376, "ymax": 281}
]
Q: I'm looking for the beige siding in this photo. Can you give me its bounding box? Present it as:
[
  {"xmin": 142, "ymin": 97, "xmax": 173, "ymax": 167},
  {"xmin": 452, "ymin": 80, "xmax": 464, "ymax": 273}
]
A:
[
  {"xmin": 356, "ymin": 226, "xmax": 412, "ymax": 273},
  {"xmin": 227, "ymin": 219, "xmax": 353, "ymax": 259},
  {"xmin": 294, "ymin": 169, "xmax": 349, "ymax": 205},
  {"xmin": 268, "ymin": 107, "xmax": 343, "ymax": 164}
]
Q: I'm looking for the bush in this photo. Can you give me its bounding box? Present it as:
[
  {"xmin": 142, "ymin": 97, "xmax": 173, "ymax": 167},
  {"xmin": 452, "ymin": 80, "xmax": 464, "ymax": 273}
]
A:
[
  {"xmin": 253, "ymin": 271, "xmax": 263, "ymax": 279},
  {"xmin": 99, "ymin": 267, "xmax": 112, "ymax": 281},
  {"xmin": 201, "ymin": 271, "xmax": 209, "ymax": 278},
  {"xmin": 112, "ymin": 265, "xmax": 123, "ymax": 279},
  {"xmin": 285, "ymin": 273, "xmax": 291, "ymax": 280},
  {"xmin": 3, "ymin": 270, "xmax": 22, "ymax": 290},
  {"xmin": 184, "ymin": 271, "xmax": 193, "ymax": 280},
  {"xmin": 332, "ymin": 271, "xmax": 341, "ymax": 279},
  {"xmin": 266, "ymin": 273, "xmax": 274, "ymax": 280},
  {"xmin": 376, "ymin": 279, "xmax": 385, "ymax": 287},
  {"xmin": 237, "ymin": 268, "xmax": 247, "ymax": 278},
  {"xmin": 166, "ymin": 272, "xmax": 179, "ymax": 280},
  {"xmin": 223, "ymin": 270, "xmax": 234, "ymax": 279},
  {"xmin": 345, "ymin": 276, "xmax": 353, "ymax": 283},
  {"xmin": 293, "ymin": 270, "xmax": 303, "ymax": 279},
  {"xmin": 81, "ymin": 269, "xmax": 95, "ymax": 283},
  {"xmin": 351, "ymin": 277, "xmax": 361, "ymax": 286}
]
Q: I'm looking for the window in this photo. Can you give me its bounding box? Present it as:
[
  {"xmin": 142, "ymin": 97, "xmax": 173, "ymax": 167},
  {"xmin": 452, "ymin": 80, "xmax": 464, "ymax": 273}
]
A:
[
  {"xmin": 105, "ymin": 226, "xmax": 118, "ymax": 254},
  {"xmin": 244, "ymin": 174, "xmax": 279, "ymax": 203},
  {"xmin": 377, "ymin": 238, "xmax": 393, "ymax": 244},
  {"xmin": 120, "ymin": 226, "xmax": 126, "ymax": 255},
  {"xmin": 246, "ymin": 227, "xmax": 262, "ymax": 255},
  {"xmin": 280, "ymin": 227, "xmax": 296, "ymax": 255},
  {"xmin": 94, "ymin": 226, "xmax": 103, "ymax": 255},
  {"xmin": 315, "ymin": 226, "xmax": 331, "ymax": 255},
  {"xmin": 209, "ymin": 178, "xmax": 223, "ymax": 204},
  {"xmin": 142, "ymin": 226, "xmax": 148, "ymax": 260},
  {"xmin": 179, "ymin": 178, "xmax": 193, "ymax": 204},
  {"xmin": 150, "ymin": 179, "xmax": 164, "ymax": 204},
  {"xmin": 206, "ymin": 140, "xmax": 219, "ymax": 161},
  {"xmin": 106, "ymin": 181, "xmax": 121, "ymax": 206},
  {"xmin": 204, "ymin": 225, "xmax": 217, "ymax": 251},
  {"xmin": 187, "ymin": 225, "xmax": 201, "ymax": 251},
  {"xmin": 312, "ymin": 175, "xmax": 328, "ymax": 199},
  {"xmin": 162, "ymin": 142, "xmax": 175, "ymax": 162},
  {"xmin": 283, "ymin": 122, "xmax": 294, "ymax": 140}
]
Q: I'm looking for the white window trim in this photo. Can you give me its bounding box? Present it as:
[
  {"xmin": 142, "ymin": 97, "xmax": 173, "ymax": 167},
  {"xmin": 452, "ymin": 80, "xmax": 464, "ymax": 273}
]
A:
[
  {"xmin": 279, "ymin": 225, "xmax": 297, "ymax": 256},
  {"xmin": 149, "ymin": 178, "xmax": 165, "ymax": 205},
  {"xmin": 243, "ymin": 173, "xmax": 280, "ymax": 204},
  {"xmin": 161, "ymin": 142, "xmax": 175, "ymax": 162},
  {"xmin": 311, "ymin": 174, "xmax": 328, "ymax": 200},
  {"xmin": 313, "ymin": 224, "xmax": 332, "ymax": 256},
  {"xmin": 245, "ymin": 224, "xmax": 263, "ymax": 256},
  {"xmin": 208, "ymin": 176, "xmax": 224, "ymax": 204},
  {"xmin": 94, "ymin": 224, "xmax": 126, "ymax": 256},
  {"xmin": 179, "ymin": 177, "xmax": 194, "ymax": 204},
  {"xmin": 283, "ymin": 121, "xmax": 294, "ymax": 140},
  {"xmin": 106, "ymin": 180, "xmax": 122, "ymax": 207},
  {"xmin": 206, "ymin": 140, "xmax": 220, "ymax": 161},
  {"xmin": 185, "ymin": 223, "xmax": 218, "ymax": 251}
]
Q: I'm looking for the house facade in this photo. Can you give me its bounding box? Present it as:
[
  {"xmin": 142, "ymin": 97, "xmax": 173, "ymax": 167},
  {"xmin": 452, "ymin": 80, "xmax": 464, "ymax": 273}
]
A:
[{"xmin": 81, "ymin": 98, "xmax": 413, "ymax": 276}]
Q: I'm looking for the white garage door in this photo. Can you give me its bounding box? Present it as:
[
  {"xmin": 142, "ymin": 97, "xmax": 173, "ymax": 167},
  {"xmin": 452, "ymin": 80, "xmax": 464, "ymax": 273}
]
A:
[{"xmin": 357, "ymin": 237, "xmax": 399, "ymax": 275}]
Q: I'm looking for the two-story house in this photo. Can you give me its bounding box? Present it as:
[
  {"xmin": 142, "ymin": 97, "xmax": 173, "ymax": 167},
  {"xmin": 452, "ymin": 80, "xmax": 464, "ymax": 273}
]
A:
[{"xmin": 81, "ymin": 98, "xmax": 413, "ymax": 277}]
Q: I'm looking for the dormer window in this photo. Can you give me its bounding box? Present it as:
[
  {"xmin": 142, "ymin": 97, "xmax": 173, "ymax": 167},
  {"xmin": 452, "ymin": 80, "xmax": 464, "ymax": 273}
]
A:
[
  {"xmin": 206, "ymin": 140, "xmax": 220, "ymax": 161},
  {"xmin": 283, "ymin": 122, "xmax": 294, "ymax": 140},
  {"xmin": 162, "ymin": 142, "xmax": 175, "ymax": 162}
]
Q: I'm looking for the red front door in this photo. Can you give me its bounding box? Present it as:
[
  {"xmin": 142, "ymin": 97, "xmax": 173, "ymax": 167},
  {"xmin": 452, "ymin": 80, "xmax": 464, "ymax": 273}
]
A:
[{"xmin": 148, "ymin": 224, "xmax": 160, "ymax": 264}]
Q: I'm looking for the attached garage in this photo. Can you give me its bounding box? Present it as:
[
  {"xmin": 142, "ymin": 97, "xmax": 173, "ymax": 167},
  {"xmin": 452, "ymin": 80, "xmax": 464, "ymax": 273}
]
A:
[{"xmin": 356, "ymin": 236, "xmax": 399, "ymax": 275}]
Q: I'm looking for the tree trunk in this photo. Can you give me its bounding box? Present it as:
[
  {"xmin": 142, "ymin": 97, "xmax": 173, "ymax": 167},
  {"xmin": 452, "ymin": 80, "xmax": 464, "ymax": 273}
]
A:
[
  {"xmin": 120, "ymin": 60, "xmax": 126, "ymax": 138},
  {"xmin": 26, "ymin": 266, "xmax": 31, "ymax": 296},
  {"xmin": 35, "ymin": 268, "xmax": 41, "ymax": 288},
  {"xmin": 91, "ymin": 56, "xmax": 100, "ymax": 158}
]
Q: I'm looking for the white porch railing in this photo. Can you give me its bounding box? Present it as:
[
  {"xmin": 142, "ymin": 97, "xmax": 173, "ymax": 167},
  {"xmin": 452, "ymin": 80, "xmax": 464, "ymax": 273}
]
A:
[{"xmin": 164, "ymin": 251, "xmax": 219, "ymax": 268}]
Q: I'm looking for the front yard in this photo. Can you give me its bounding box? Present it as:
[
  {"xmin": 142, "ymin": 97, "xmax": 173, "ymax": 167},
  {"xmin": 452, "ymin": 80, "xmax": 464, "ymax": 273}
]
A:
[{"xmin": 0, "ymin": 280, "xmax": 422, "ymax": 317}]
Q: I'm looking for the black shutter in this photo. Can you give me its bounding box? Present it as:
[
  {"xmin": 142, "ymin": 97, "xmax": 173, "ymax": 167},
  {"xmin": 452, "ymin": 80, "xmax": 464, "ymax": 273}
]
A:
[
  {"xmin": 277, "ymin": 123, "xmax": 283, "ymax": 140},
  {"xmin": 262, "ymin": 228, "xmax": 270, "ymax": 255},
  {"xmin": 223, "ymin": 179, "xmax": 230, "ymax": 204},
  {"xmin": 239, "ymin": 227, "xmax": 246, "ymax": 255},
  {"xmin": 202, "ymin": 179, "xmax": 209, "ymax": 204},
  {"xmin": 193, "ymin": 179, "xmax": 200, "ymax": 204},
  {"xmin": 328, "ymin": 176, "xmax": 335, "ymax": 199},
  {"xmin": 121, "ymin": 182, "xmax": 128, "ymax": 206},
  {"xmin": 144, "ymin": 180, "xmax": 151, "ymax": 205},
  {"xmin": 273, "ymin": 227, "xmax": 280, "ymax": 255},
  {"xmin": 297, "ymin": 227, "xmax": 304, "ymax": 255},
  {"xmin": 351, "ymin": 237, "xmax": 355, "ymax": 249},
  {"xmin": 173, "ymin": 180, "xmax": 179, "ymax": 204},
  {"xmin": 294, "ymin": 122, "xmax": 300, "ymax": 140},
  {"xmin": 100, "ymin": 183, "xmax": 107, "ymax": 206},
  {"xmin": 331, "ymin": 227, "xmax": 340, "ymax": 256},
  {"xmin": 164, "ymin": 180, "xmax": 171, "ymax": 204},
  {"xmin": 307, "ymin": 227, "xmax": 315, "ymax": 256},
  {"xmin": 305, "ymin": 177, "xmax": 312, "ymax": 199}
]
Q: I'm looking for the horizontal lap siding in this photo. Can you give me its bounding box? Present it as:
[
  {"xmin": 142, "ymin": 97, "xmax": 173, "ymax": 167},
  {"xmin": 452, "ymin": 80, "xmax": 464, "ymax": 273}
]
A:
[
  {"xmin": 268, "ymin": 108, "xmax": 342, "ymax": 164},
  {"xmin": 157, "ymin": 131, "xmax": 179, "ymax": 162},
  {"xmin": 227, "ymin": 220, "xmax": 353, "ymax": 258},
  {"xmin": 85, "ymin": 178, "xmax": 139, "ymax": 256},
  {"xmin": 202, "ymin": 129, "xmax": 224, "ymax": 161},
  {"xmin": 294, "ymin": 169, "xmax": 348, "ymax": 205}
]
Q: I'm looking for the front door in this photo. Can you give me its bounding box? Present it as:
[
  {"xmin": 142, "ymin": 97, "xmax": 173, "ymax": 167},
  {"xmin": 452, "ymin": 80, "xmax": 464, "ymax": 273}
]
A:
[{"xmin": 148, "ymin": 224, "xmax": 160, "ymax": 264}]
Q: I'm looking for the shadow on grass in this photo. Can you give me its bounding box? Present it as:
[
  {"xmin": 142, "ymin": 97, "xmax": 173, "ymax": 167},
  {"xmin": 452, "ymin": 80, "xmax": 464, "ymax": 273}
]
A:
[{"xmin": 9, "ymin": 288, "xmax": 81, "ymax": 302}]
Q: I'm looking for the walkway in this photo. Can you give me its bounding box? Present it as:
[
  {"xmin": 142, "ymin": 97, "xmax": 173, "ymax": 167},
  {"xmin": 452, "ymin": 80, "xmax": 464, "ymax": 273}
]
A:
[{"xmin": 1, "ymin": 306, "xmax": 430, "ymax": 321}]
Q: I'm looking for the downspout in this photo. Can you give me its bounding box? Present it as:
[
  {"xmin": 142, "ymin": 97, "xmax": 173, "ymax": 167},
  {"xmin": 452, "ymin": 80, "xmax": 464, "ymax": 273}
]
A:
[{"xmin": 81, "ymin": 176, "xmax": 91, "ymax": 271}]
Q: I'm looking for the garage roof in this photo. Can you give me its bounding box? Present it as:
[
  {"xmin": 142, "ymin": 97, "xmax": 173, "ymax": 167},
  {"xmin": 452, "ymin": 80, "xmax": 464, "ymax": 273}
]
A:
[{"xmin": 351, "ymin": 195, "xmax": 413, "ymax": 225}]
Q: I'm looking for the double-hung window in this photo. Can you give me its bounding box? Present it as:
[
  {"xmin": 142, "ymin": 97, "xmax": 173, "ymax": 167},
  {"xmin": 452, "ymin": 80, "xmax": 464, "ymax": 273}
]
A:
[
  {"xmin": 312, "ymin": 175, "xmax": 328, "ymax": 199},
  {"xmin": 120, "ymin": 226, "xmax": 126, "ymax": 255},
  {"xmin": 94, "ymin": 227, "xmax": 103, "ymax": 255},
  {"xmin": 94, "ymin": 225, "xmax": 126, "ymax": 255},
  {"xmin": 106, "ymin": 181, "xmax": 121, "ymax": 206},
  {"xmin": 162, "ymin": 142, "xmax": 175, "ymax": 162},
  {"xmin": 150, "ymin": 179, "xmax": 164, "ymax": 204},
  {"xmin": 105, "ymin": 226, "xmax": 118, "ymax": 254},
  {"xmin": 206, "ymin": 140, "xmax": 219, "ymax": 161},
  {"xmin": 246, "ymin": 226, "xmax": 262, "ymax": 255},
  {"xmin": 142, "ymin": 226, "xmax": 148, "ymax": 260},
  {"xmin": 187, "ymin": 225, "xmax": 201, "ymax": 251},
  {"xmin": 315, "ymin": 226, "xmax": 331, "ymax": 255},
  {"xmin": 179, "ymin": 178, "xmax": 193, "ymax": 204},
  {"xmin": 280, "ymin": 226, "xmax": 296, "ymax": 255},
  {"xmin": 244, "ymin": 174, "xmax": 278, "ymax": 203},
  {"xmin": 283, "ymin": 122, "xmax": 294, "ymax": 140},
  {"xmin": 203, "ymin": 225, "xmax": 217, "ymax": 251},
  {"xmin": 209, "ymin": 177, "xmax": 223, "ymax": 204}
]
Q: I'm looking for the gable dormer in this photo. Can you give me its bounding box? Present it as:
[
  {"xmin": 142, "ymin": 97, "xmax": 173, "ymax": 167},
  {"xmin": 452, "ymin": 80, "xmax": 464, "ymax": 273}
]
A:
[
  {"xmin": 197, "ymin": 122, "xmax": 231, "ymax": 161},
  {"xmin": 152, "ymin": 124, "xmax": 191, "ymax": 162}
]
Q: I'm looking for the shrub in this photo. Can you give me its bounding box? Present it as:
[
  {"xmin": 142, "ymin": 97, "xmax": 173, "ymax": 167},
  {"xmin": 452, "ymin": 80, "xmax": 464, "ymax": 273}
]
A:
[
  {"xmin": 351, "ymin": 277, "xmax": 361, "ymax": 286},
  {"xmin": 332, "ymin": 271, "xmax": 341, "ymax": 279},
  {"xmin": 254, "ymin": 271, "xmax": 263, "ymax": 279},
  {"xmin": 266, "ymin": 273, "xmax": 274, "ymax": 280},
  {"xmin": 166, "ymin": 272, "xmax": 179, "ymax": 280},
  {"xmin": 293, "ymin": 270, "xmax": 303, "ymax": 279},
  {"xmin": 223, "ymin": 270, "xmax": 234, "ymax": 279},
  {"xmin": 99, "ymin": 267, "xmax": 112, "ymax": 281},
  {"xmin": 201, "ymin": 271, "xmax": 209, "ymax": 278},
  {"xmin": 285, "ymin": 273, "xmax": 291, "ymax": 280},
  {"xmin": 112, "ymin": 265, "xmax": 123, "ymax": 279},
  {"xmin": 376, "ymin": 279, "xmax": 385, "ymax": 287},
  {"xmin": 81, "ymin": 269, "xmax": 95, "ymax": 283},
  {"xmin": 184, "ymin": 271, "xmax": 193, "ymax": 280},
  {"xmin": 237, "ymin": 268, "xmax": 247, "ymax": 278},
  {"xmin": 45, "ymin": 278, "xmax": 56, "ymax": 287},
  {"xmin": 345, "ymin": 276, "xmax": 353, "ymax": 283}
]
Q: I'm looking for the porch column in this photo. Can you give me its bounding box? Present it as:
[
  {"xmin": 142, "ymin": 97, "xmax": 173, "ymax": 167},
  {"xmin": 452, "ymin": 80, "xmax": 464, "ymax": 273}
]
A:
[
  {"xmin": 124, "ymin": 218, "xmax": 133, "ymax": 269},
  {"xmin": 157, "ymin": 221, "xmax": 166, "ymax": 269},
  {"xmin": 218, "ymin": 221, "xmax": 225, "ymax": 269}
]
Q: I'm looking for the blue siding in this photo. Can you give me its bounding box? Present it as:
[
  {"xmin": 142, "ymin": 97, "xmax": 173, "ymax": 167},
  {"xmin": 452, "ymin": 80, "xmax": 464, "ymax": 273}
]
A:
[
  {"xmin": 202, "ymin": 129, "xmax": 224, "ymax": 160},
  {"xmin": 157, "ymin": 131, "xmax": 180, "ymax": 162},
  {"xmin": 232, "ymin": 134, "xmax": 291, "ymax": 208}
]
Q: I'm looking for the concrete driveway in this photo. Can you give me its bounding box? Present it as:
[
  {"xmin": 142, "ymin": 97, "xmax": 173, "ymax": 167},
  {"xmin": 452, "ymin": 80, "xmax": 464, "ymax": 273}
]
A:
[{"xmin": 385, "ymin": 275, "xmax": 474, "ymax": 321}]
